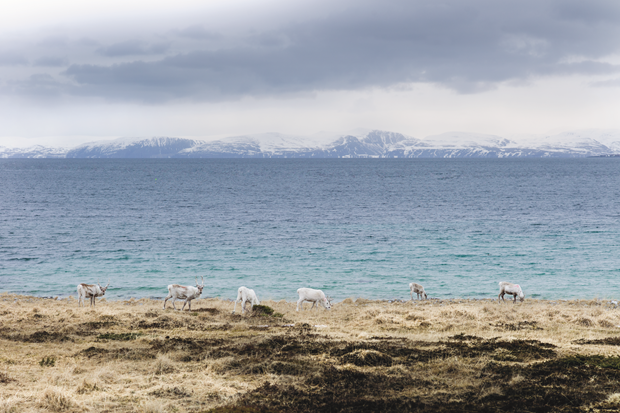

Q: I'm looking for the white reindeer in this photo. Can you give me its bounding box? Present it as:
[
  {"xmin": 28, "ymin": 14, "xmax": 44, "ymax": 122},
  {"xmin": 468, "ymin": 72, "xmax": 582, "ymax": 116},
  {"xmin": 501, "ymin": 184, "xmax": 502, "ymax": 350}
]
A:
[
  {"xmin": 409, "ymin": 282, "xmax": 428, "ymax": 300},
  {"xmin": 297, "ymin": 288, "xmax": 332, "ymax": 311},
  {"xmin": 498, "ymin": 281, "xmax": 525, "ymax": 304},
  {"xmin": 163, "ymin": 276, "xmax": 204, "ymax": 311},
  {"xmin": 232, "ymin": 286, "xmax": 260, "ymax": 314},
  {"xmin": 77, "ymin": 280, "xmax": 110, "ymax": 307}
]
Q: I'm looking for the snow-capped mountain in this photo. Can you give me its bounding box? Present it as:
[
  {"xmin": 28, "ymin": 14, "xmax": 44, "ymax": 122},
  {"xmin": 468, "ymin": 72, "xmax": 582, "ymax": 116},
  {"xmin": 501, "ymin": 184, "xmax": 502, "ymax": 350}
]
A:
[
  {"xmin": 2, "ymin": 129, "xmax": 620, "ymax": 158},
  {"xmin": 178, "ymin": 132, "xmax": 324, "ymax": 158},
  {"xmin": 0, "ymin": 145, "xmax": 67, "ymax": 158},
  {"xmin": 65, "ymin": 137, "xmax": 203, "ymax": 158}
]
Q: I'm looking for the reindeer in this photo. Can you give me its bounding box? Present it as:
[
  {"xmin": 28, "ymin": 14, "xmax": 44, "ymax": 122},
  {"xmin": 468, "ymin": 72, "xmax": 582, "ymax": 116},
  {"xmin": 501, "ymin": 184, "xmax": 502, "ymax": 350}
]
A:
[
  {"xmin": 77, "ymin": 280, "xmax": 110, "ymax": 307},
  {"xmin": 296, "ymin": 288, "xmax": 332, "ymax": 311},
  {"xmin": 163, "ymin": 276, "xmax": 204, "ymax": 311}
]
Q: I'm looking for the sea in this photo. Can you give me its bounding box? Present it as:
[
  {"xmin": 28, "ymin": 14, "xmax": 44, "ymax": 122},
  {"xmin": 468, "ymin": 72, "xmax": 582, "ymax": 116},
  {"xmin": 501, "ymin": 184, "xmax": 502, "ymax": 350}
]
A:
[{"xmin": 2, "ymin": 158, "xmax": 620, "ymax": 302}]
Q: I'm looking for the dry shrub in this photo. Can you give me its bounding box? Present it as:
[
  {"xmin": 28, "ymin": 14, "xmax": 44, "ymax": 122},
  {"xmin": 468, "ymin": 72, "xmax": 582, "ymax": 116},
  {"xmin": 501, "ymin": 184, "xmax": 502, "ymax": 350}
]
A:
[
  {"xmin": 93, "ymin": 365, "xmax": 116, "ymax": 384},
  {"xmin": 342, "ymin": 349, "xmax": 392, "ymax": 367},
  {"xmin": 374, "ymin": 315, "xmax": 398, "ymax": 325},
  {"xmin": 590, "ymin": 308, "xmax": 604, "ymax": 317},
  {"xmin": 607, "ymin": 393, "xmax": 620, "ymax": 405},
  {"xmin": 405, "ymin": 313, "xmax": 424, "ymax": 321},
  {"xmin": 441, "ymin": 323, "xmax": 455, "ymax": 332},
  {"xmin": 362, "ymin": 309, "xmax": 380, "ymax": 319},
  {"xmin": 39, "ymin": 387, "xmax": 76, "ymax": 412},
  {"xmin": 481, "ymin": 305, "xmax": 495, "ymax": 314},
  {"xmin": 341, "ymin": 298, "xmax": 354, "ymax": 305},
  {"xmin": 209, "ymin": 356, "xmax": 236, "ymax": 374},
  {"xmin": 479, "ymin": 385, "xmax": 503, "ymax": 399},
  {"xmin": 0, "ymin": 372, "xmax": 13, "ymax": 384},
  {"xmin": 139, "ymin": 399, "xmax": 168, "ymax": 413},
  {"xmin": 576, "ymin": 317, "xmax": 593, "ymax": 327},
  {"xmin": 0, "ymin": 396, "xmax": 21, "ymax": 413},
  {"xmin": 509, "ymin": 374, "xmax": 525, "ymax": 385},
  {"xmin": 154, "ymin": 354, "xmax": 175, "ymax": 375},
  {"xmin": 545, "ymin": 310, "xmax": 559, "ymax": 319},
  {"xmin": 599, "ymin": 319, "xmax": 615, "ymax": 328},
  {"xmin": 76, "ymin": 379, "xmax": 101, "ymax": 394}
]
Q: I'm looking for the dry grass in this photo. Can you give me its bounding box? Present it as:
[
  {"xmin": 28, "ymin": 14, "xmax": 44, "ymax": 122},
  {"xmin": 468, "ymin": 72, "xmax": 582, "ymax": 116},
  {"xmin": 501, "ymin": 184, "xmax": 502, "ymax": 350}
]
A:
[{"xmin": 2, "ymin": 293, "xmax": 620, "ymax": 411}]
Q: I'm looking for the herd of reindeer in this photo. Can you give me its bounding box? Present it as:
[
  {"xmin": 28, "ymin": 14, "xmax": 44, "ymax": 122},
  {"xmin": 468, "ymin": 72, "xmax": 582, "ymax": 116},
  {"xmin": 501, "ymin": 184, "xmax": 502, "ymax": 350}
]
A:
[{"xmin": 76, "ymin": 277, "xmax": 526, "ymax": 313}]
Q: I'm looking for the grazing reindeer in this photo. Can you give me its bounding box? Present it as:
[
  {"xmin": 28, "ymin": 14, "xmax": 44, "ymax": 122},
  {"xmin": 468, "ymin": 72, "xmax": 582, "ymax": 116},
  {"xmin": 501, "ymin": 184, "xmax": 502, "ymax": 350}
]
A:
[
  {"xmin": 232, "ymin": 286, "xmax": 260, "ymax": 314},
  {"xmin": 163, "ymin": 276, "xmax": 204, "ymax": 311},
  {"xmin": 77, "ymin": 280, "xmax": 110, "ymax": 307},
  {"xmin": 498, "ymin": 281, "xmax": 525, "ymax": 304},
  {"xmin": 297, "ymin": 288, "xmax": 332, "ymax": 311},
  {"xmin": 409, "ymin": 282, "xmax": 428, "ymax": 300}
]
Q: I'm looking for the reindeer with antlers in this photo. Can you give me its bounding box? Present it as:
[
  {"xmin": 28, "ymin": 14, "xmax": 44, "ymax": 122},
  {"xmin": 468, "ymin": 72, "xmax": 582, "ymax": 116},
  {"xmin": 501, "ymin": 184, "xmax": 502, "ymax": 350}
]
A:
[
  {"xmin": 77, "ymin": 280, "xmax": 110, "ymax": 307},
  {"xmin": 163, "ymin": 276, "xmax": 205, "ymax": 311}
]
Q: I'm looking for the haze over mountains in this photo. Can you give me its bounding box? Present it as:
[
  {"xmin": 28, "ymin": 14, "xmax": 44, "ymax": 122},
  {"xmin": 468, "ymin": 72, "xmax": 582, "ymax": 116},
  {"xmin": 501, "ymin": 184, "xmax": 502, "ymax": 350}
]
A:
[{"xmin": 2, "ymin": 129, "xmax": 620, "ymax": 159}]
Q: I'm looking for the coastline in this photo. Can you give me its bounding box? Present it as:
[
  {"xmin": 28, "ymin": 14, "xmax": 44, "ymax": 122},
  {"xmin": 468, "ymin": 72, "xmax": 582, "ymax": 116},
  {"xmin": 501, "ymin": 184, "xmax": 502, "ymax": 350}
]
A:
[{"xmin": 2, "ymin": 293, "xmax": 620, "ymax": 411}]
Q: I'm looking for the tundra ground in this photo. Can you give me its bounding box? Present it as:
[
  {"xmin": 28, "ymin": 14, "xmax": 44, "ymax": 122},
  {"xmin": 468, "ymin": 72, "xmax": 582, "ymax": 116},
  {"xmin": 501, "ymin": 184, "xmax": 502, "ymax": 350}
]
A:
[{"xmin": 2, "ymin": 293, "xmax": 620, "ymax": 412}]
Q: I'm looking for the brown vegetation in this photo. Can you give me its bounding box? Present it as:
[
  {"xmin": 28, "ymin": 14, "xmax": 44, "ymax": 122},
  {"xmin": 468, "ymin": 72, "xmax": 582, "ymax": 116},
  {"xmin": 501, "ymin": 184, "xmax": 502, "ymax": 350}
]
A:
[{"xmin": 2, "ymin": 293, "xmax": 620, "ymax": 412}]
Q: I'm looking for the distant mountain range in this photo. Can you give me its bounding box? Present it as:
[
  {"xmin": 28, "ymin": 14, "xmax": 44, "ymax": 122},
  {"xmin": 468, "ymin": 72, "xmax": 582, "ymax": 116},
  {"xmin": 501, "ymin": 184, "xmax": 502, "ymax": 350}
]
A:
[{"xmin": 3, "ymin": 129, "xmax": 620, "ymax": 159}]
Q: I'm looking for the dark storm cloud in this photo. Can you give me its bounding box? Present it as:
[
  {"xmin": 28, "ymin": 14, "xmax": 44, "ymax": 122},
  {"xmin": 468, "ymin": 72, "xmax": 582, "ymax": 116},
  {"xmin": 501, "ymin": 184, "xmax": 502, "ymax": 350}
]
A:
[{"xmin": 6, "ymin": 0, "xmax": 620, "ymax": 102}]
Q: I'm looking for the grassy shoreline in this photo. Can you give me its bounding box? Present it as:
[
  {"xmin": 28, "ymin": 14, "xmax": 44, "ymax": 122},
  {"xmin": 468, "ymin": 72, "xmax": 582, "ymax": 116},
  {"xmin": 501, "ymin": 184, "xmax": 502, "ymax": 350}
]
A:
[{"xmin": 2, "ymin": 293, "xmax": 620, "ymax": 412}]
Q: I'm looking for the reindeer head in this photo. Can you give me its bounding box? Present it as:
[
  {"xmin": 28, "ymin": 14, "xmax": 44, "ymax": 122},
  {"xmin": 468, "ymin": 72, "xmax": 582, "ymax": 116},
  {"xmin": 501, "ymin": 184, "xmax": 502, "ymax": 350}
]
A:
[
  {"xmin": 195, "ymin": 276, "xmax": 205, "ymax": 294},
  {"xmin": 97, "ymin": 279, "xmax": 110, "ymax": 293},
  {"xmin": 516, "ymin": 285, "xmax": 524, "ymax": 302},
  {"xmin": 323, "ymin": 296, "xmax": 332, "ymax": 310}
]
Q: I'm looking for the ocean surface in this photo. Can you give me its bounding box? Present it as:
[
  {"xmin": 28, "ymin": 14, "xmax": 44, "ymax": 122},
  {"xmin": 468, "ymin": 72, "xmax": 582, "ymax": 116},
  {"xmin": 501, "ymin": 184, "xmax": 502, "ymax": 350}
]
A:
[{"xmin": 1, "ymin": 158, "xmax": 620, "ymax": 301}]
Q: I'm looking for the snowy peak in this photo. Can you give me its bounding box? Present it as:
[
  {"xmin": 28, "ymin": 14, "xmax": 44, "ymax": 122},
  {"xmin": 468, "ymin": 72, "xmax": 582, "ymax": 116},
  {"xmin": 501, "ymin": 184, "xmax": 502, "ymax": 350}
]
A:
[
  {"xmin": 0, "ymin": 145, "xmax": 67, "ymax": 158},
  {"xmin": 523, "ymin": 131, "xmax": 613, "ymax": 155},
  {"xmin": 421, "ymin": 132, "xmax": 515, "ymax": 148},
  {"xmin": 66, "ymin": 137, "xmax": 204, "ymax": 158}
]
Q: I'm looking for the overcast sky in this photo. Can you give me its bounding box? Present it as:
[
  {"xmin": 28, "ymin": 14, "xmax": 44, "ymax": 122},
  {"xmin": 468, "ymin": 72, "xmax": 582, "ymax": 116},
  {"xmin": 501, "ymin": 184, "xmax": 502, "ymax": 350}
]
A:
[{"xmin": 1, "ymin": 0, "xmax": 619, "ymax": 147}]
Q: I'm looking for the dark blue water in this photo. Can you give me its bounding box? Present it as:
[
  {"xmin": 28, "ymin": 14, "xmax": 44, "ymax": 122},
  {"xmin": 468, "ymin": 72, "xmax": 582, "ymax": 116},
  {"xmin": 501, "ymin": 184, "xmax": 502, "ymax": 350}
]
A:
[{"xmin": 2, "ymin": 158, "xmax": 620, "ymax": 301}]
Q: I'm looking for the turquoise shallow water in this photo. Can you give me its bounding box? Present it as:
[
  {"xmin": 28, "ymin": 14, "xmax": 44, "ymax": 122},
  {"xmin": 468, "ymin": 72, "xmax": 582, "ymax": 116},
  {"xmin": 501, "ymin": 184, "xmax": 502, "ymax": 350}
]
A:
[{"xmin": 1, "ymin": 158, "xmax": 620, "ymax": 301}]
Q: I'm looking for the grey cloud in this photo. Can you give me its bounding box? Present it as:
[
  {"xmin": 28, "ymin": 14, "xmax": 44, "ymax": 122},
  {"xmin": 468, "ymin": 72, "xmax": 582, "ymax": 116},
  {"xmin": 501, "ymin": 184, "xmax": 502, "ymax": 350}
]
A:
[
  {"xmin": 5, "ymin": 73, "xmax": 65, "ymax": 98},
  {"xmin": 33, "ymin": 56, "xmax": 69, "ymax": 67},
  {"xmin": 37, "ymin": 36, "xmax": 69, "ymax": 48},
  {"xmin": 173, "ymin": 25, "xmax": 221, "ymax": 40},
  {"xmin": 11, "ymin": 0, "xmax": 620, "ymax": 102},
  {"xmin": 97, "ymin": 40, "xmax": 169, "ymax": 57},
  {"xmin": 591, "ymin": 77, "xmax": 620, "ymax": 87},
  {"xmin": 0, "ymin": 52, "xmax": 29, "ymax": 66}
]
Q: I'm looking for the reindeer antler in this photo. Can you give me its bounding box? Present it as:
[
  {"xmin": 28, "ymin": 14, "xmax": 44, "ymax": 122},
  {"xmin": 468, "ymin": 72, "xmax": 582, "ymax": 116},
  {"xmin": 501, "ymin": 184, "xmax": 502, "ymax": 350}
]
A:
[
  {"xmin": 201, "ymin": 275, "xmax": 205, "ymax": 287},
  {"xmin": 105, "ymin": 279, "xmax": 110, "ymax": 288}
]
